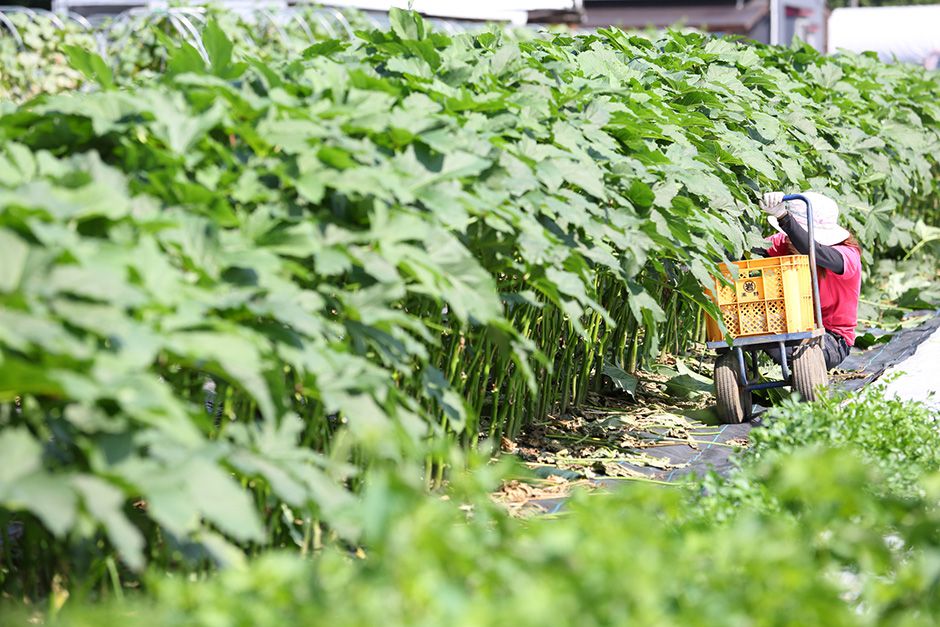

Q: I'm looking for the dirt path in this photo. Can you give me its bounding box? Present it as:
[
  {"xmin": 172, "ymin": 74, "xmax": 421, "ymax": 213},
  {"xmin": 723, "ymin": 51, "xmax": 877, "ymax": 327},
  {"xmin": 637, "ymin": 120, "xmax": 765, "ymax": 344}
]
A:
[{"xmin": 493, "ymin": 313, "xmax": 940, "ymax": 516}]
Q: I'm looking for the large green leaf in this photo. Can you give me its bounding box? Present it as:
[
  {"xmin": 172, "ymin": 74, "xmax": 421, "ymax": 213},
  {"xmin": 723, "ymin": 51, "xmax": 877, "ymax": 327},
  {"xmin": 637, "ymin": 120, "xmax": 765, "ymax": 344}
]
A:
[
  {"xmin": 72, "ymin": 475, "xmax": 145, "ymax": 570},
  {"xmin": 62, "ymin": 45, "xmax": 115, "ymax": 90},
  {"xmin": 0, "ymin": 229, "xmax": 29, "ymax": 293}
]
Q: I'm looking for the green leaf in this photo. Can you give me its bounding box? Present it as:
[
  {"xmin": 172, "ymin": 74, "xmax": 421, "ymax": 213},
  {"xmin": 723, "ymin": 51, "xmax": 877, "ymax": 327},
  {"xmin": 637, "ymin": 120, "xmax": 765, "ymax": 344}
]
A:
[
  {"xmin": 189, "ymin": 458, "xmax": 265, "ymax": 544},
  {"xmin": 422, "ymin": 367, "xmax": 467, "ymax": 433},
  {"xmin": 751, "ymin": 112, "xmax": 780, "ymax": 142},
  {"xmin": 4, "ymin": 474, "xmax": 78, "ymax": 538},
  {"xmin": 148, "ymin": 97, "xmax": 226, "ymax": 155},
  {"xmin": 302, "ymin": 40, "xmax": 347, "ymax": 59},
  {"xmin": 230, "ymin": 451, "xmax": 307, "ymax": 507},
  {"xmin": 625, "ymin": 179, "xmax": 655, "ymax": 209},
  {"xmin": 0, "ymin": 428, "xmax": 43, "ymax": 484},
  {"xmin": 0, "ymin": 355, "xmax": 65, "ymax": 401},
  {"xmin": 318, "ymin": 146, "xmax": 357, "ymax": 170},
  {"xmin": 0, "ymin": 142, "xmax": 36, "ymax": 186},
  {"xmin": 166, "ymin": 39, "xmax": 207, "ymax": 77},
  {"xmin": 0, "ymin": 229, "xmax": 29, "ymax": 293},
  {"xmin": 72, "ymin": 475, "xmax": 145, "ymax": 571},
  {"xmin": 202, "ymin": 20, "xmax": 234, "ymax": 78},
  {"xmin": 625, "ymin": 281, "xmax": 666, "ymax": 324},
  {"xmin": 854, "ymin": 331, "xmax": 891, "ymax": 350},
  {"xmin": 389, "ymin": 8, "xmax": 427, "ymax": 41},
  {"xmin": 657, "ymin": 359, "xmax": 714, "ymax": 398},
  {"xmin": 422, "ymin": 233, "xmax": 503, "ymax": 324},
  {"xmin": 602, "ymin": 363, "xmax": 638, "ymax": 398},
  {"xmin": 193, "ymin": 530, "xmax": 247, "ymax": 568},
  {"xmin": 63, "ymin": 45, "xmax": 114, "ymax": 90}
]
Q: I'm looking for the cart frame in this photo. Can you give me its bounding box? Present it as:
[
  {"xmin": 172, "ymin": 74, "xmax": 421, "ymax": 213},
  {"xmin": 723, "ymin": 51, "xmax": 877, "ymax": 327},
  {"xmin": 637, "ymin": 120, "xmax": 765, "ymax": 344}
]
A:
[{"xmin": 709, "ymin": 193, "xmax": 829, "ymax": 421}]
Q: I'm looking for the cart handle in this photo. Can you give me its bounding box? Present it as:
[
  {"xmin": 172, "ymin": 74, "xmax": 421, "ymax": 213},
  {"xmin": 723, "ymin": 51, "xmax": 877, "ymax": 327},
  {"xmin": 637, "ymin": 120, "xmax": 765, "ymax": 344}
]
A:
[{"xmin": 782, "ymin": 193, "xmax": 824, "ymax": 331}]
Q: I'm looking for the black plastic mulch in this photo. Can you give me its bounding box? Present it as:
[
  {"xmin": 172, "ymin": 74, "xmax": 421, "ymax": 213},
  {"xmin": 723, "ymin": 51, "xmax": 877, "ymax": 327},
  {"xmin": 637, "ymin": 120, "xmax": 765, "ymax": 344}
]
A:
[{"xmin": 526, "ymin": 313, "xmax": 940, "ymax": 514}]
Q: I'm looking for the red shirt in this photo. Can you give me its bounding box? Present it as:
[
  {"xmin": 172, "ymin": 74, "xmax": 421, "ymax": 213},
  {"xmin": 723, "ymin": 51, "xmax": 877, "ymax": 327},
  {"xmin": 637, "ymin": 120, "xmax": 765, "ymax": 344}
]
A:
[{"xmin": 766, "ymin": 233, "xmax": 862, "ymax": 346}]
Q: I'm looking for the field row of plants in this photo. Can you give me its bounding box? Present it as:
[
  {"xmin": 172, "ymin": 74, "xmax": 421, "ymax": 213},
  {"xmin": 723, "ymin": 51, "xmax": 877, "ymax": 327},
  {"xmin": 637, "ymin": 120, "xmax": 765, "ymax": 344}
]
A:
[
  {"xmin": 0, "ymin": 6, "xmax": 379, "ymax": 102},
  {"xmin": 1, "ymin": 8, "xmax": 938, "ymax": 598},
  {"xmin": 15, "ymin": 387, "xmax": 940, "ymax": 626}
]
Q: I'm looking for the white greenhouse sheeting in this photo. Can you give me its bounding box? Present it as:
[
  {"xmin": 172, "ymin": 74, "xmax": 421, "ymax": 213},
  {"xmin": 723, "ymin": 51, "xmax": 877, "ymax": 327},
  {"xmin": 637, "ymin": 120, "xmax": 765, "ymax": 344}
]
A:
[
  {"xmin": 52, "ymin": 1, "xmax": 291, "ymax": 13},
  {"xmin": 51, "ymin": 0, "xmax": 581, "ymax": 25},
  {"xmin": 877, "ymin": 325, "xmax": 940, "ymax": 411},
  {"xmin": 828, "ymin": 5, "xmax": 940, "ymax": 67},
  {"xmin": 318, "ymin": 1, "xmax": 581, "ymax": 25}
]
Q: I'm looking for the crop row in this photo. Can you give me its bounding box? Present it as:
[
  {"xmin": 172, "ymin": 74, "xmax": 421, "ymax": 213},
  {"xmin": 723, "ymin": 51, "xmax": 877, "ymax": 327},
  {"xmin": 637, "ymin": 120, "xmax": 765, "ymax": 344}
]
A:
[
  {"xmin": 24, "ymin": 388, "xmax": 940, "ymax": 626},
  {"xmin": 0, "ymin": 9, "xmax": 938, "ymax": 590}
]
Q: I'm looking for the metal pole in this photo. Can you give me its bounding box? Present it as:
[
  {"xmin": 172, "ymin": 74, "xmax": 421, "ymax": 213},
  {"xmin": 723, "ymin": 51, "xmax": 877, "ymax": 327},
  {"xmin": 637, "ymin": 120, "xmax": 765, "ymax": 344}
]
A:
[
  {"xmin": 778, "ymin": 341, "xmax": 790, "ymax": 381},
  {"xmin": 735, "ymin": 348, "xmax": 750, "ymax": 387},
  {"xmin": 783, "ymin": 194, "xmax": 824, "ymax": 330},
  {"xmin": 0, "ymin": 12, "xmax": 24, "ymax": 49},
  {"xmin": 769, "ymin": 0, "xmax": 780, "ymax": 45}
]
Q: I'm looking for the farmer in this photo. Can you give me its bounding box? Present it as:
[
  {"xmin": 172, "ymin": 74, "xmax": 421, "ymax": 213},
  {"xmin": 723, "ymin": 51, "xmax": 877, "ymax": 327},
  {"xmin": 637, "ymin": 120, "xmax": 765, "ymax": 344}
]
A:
[{"xmin": 759, "ymin": 191, "xmax": 861, "ymax": 370}]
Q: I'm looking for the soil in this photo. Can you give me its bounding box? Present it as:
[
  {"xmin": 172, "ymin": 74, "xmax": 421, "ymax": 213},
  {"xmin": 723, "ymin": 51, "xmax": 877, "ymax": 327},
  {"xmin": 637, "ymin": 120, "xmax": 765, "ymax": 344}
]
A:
[{"xmin": 490, "ymin": 364, "xmax": 733, "ymax": 516}]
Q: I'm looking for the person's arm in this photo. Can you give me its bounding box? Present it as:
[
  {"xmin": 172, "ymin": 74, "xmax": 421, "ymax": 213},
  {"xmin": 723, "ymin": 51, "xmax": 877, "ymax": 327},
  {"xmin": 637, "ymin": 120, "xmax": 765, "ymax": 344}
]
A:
[
  {"xmin": 759, "ymin": 192, "xmax": 846, "ymax": 274},
  {"xmin": 775, "ymin": 214, "xmax": 845, "ymax": 275}
]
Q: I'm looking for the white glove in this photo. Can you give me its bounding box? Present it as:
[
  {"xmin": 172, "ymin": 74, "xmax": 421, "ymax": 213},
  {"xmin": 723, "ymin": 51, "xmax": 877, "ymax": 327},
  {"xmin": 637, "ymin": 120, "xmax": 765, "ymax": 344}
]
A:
[{"xmin": 759, "ymin": 192, "xmax": 787, "ymax": 219}]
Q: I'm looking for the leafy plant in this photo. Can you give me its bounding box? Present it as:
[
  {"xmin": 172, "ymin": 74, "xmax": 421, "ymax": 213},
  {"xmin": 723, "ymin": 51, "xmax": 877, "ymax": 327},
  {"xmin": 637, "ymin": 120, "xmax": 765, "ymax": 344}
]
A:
[
  {"xmin": 0, "ymin": 12, "xmax": 97, "ymax": 102},
  {"xmin": 698, "ymin": 386, "xmax": 940, "ymax": 527},
  {"xmin": 19, "ymin": 396, "xmax": 940, "ymax": 626}
]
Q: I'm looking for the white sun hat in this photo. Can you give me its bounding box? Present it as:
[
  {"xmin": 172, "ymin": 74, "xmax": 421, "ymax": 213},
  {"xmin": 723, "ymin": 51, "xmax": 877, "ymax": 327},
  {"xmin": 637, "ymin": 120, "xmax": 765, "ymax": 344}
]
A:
[{"xmin": 768, "ymin": 191, "xmax": 851, "ymax": 246}]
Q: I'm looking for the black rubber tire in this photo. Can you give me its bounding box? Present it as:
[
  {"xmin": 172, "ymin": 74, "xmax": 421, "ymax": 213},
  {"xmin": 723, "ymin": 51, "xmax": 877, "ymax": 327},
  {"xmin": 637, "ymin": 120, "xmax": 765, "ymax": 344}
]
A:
[
  {"xmin": 714, "ymin": 351, "xmax": 752, "ymax": 424},
  {"xmin": 791, "ymin": 340, "xmax": 828, "ymax": 402}
]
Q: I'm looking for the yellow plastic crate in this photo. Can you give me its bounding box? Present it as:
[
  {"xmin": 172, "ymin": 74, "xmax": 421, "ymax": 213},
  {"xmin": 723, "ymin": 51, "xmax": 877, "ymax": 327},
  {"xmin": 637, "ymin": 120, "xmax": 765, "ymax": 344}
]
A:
[{"xmin": 705, "ymin": 254, "xmax": 815, "ymax": 341}]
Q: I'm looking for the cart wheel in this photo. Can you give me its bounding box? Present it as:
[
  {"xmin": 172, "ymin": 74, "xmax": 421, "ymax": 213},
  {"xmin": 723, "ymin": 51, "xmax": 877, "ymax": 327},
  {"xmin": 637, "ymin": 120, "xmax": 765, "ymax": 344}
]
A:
[
  {"xmin": 791, "ymin": 339, "xmax": 828, "ymax": 402},
  {"xmin": 714, "ymin": 352, "xmax": 752, "ymax": 424}
]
